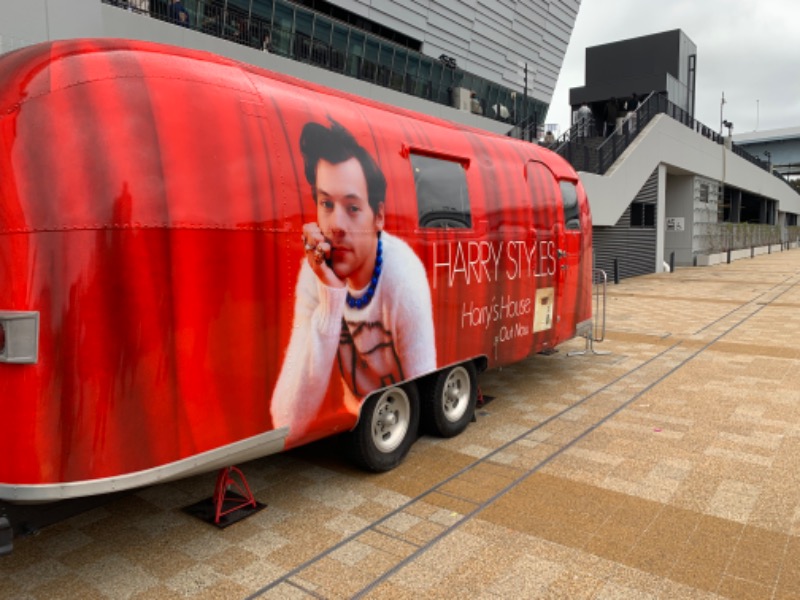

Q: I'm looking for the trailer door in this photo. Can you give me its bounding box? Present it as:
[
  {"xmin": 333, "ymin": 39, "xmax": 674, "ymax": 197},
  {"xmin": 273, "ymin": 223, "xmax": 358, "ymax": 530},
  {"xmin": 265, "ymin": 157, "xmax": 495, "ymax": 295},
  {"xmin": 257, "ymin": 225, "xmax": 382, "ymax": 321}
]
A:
[
  {"xmin": 555, "ymin": 179, "xmax": 583, "ymax": 338},
  {"xmin": 525, "ymin": 161, "xmax": 559, "ymax": 349}
]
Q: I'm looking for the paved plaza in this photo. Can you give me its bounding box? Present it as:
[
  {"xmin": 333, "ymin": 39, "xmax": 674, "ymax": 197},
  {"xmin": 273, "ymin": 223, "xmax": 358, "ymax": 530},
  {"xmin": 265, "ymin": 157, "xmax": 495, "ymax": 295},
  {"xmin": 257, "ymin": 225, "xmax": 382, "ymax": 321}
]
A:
[{"xmin": 2, "ymin": 249, "xmax": 800, "ymax": 599}]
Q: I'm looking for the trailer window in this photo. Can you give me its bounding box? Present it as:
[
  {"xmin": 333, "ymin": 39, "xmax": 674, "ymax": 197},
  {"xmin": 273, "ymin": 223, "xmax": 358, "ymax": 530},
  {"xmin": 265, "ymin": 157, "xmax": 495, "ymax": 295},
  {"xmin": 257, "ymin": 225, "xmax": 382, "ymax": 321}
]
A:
[
  {"xmin": 559, "ymin": 181, "xmax": 581, "ymax": 230},
  {"xmin": 411, "ymin": 154, "xmax": 472, "ymax": 229}
]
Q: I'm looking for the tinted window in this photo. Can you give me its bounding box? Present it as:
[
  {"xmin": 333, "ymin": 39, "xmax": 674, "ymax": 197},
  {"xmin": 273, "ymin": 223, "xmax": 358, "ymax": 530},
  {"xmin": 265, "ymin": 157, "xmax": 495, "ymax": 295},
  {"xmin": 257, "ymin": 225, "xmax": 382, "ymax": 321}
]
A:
[
  {"xmin": 630, "ymin": 202, "xmax": 655, "ymax": 228},
  {"xmin": 411, "ymin": 154, "xmax": 472, "ymax": 229},
  {"xmin": 559, "ymin": 181, "xmax": 580, "ymax": 230}
]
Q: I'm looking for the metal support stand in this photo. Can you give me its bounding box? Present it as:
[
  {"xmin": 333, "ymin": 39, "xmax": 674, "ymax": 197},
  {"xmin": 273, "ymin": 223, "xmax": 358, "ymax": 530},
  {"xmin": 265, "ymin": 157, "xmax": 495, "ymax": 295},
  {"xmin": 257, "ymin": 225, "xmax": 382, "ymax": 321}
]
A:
[
  {"xmin": 213, "ymin": 466, "xmax": 257, "ymax": 525},
  {"xmin": 567, "ymin": 332, "xmax": 611, "ymax": 356},
  {"xmin": 568, "ymin": 268, "xmax": 611, "ymax": 357},
  {"xmin": 182, "ymin": 465, "xmax": 266, "ymax": 528}
]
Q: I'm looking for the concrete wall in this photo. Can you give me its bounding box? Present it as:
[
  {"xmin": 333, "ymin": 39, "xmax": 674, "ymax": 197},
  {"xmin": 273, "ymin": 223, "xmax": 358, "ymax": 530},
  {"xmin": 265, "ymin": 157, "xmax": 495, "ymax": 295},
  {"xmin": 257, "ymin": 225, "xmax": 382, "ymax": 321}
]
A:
[
  {"xmin": 692, "ymin": 176, "xmax": 721, "ymax": 257},
  {"xmin": 581, "ymin": 115, "xmax": 800, "ymax": 227},
  {"xmin": 664, "ymin": 174, "xmax": 694, "ymax": 265},
  {"xmin": 0, "ymin": 0, "xmax": 102, "ymax": 52}
]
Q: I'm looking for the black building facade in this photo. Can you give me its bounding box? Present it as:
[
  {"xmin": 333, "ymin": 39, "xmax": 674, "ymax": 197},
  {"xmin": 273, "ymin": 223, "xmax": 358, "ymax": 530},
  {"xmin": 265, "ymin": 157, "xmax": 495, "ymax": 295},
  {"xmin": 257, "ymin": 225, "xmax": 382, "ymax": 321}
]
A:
[{"xmin": 569, "ymin": 29, "xmax": 697, "ymax": 132}]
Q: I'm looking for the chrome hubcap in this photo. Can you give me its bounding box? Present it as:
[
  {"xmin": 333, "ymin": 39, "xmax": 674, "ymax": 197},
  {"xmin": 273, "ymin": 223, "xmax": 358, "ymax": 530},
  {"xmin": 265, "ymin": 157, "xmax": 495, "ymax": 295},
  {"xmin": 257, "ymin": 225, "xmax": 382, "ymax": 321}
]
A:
[
  {"xmin": 371, "ymin": 388, "xmax": 410, "ymax": 453},
  {"xmin": 442, "ymin": 366, "xmax": 470, "ymax": 422}
]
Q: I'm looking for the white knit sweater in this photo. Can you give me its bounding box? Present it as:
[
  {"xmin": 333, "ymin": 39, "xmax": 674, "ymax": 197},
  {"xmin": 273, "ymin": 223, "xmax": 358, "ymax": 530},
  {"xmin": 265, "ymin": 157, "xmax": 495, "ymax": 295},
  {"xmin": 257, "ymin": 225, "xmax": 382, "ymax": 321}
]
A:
[{"xmin": 271, "ymin": 232, "xmax": 436, "ymax": 441}]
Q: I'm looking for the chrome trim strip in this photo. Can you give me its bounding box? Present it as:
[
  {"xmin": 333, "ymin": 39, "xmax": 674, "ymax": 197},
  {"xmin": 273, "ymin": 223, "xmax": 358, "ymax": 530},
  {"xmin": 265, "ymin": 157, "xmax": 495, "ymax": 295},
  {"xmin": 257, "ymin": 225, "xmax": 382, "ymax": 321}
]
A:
[{"xmin": 0, "ymin": 427, "xmax": 289, "ymax": 503}]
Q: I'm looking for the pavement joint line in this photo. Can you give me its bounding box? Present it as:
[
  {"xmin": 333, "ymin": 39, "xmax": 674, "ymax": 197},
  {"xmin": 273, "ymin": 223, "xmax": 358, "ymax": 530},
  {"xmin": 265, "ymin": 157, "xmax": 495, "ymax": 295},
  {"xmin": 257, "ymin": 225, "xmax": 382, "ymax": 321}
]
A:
[
  {"xmin": 244, "ymin": 343, "xmax": 681, "ymax": 599},
  {"xmin": 692, "ymin": 273, "xmax": 797, "ymax": 335},
  {"xmin": 371, "ymin": 527, "xmax": 424, "ymax": 549},
  {"xmin": 693, "ymin": 269, "xmax": 800, "ymax": 335},
  {"xmin": 349, "ymin": 271, "xmax": 800, "ymax": 599},
  {"xmin": 427, "ymin": 488, "xmax": 482, "ymax": 506},
  {"xmin": 287, "ymin": 578, "xmax": 326, "ymax": 599},
  {"xmin": 246, "ymin": 268, "xmax": 800, "ymax": 599}
]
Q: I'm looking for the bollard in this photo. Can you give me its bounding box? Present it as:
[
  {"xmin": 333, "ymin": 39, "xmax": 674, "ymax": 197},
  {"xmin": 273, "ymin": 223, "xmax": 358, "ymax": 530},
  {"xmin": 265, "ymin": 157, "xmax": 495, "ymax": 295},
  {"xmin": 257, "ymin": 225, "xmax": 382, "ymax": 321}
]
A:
[
  {"xmin": 613, "ymin": 258, "xmax": 620, "ymax": 285},
  {"xmin": 670, "ymin": 252, "xmax": 675, "ymax": 273},
  {"xmin": 751, "ymin": 246, "xmax": 754, "ymax": 258},
  {"xmin": 727, "ymin": 249, "xmax": 731, "ymax": 264}
]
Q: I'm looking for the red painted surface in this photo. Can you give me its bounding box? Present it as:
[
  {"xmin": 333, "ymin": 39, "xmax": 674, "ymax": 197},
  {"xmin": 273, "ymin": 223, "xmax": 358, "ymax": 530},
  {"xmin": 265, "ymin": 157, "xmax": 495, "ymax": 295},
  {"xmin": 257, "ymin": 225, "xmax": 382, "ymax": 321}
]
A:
[{"xmin": 0, "ymin": 39, "xmax": 592, "ymax": 493}]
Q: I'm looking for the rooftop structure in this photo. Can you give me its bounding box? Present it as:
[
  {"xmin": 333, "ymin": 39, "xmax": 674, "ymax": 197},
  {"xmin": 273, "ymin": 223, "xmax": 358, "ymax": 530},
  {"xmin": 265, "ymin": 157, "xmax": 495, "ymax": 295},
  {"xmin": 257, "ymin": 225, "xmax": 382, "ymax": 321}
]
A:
[{"xmin": 733, "ymin": 127, "xmax": 800, "ymax": 178}]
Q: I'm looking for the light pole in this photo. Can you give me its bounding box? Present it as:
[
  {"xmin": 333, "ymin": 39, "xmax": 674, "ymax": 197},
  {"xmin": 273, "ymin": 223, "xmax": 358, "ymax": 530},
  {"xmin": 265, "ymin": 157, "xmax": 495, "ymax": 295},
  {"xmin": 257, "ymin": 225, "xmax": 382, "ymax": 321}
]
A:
[
  {"xmin": 719, "ymin": 91, "xmax": 726, "ymax": 136},
  {"xmin": 756, "ymin": 99, "xmax": 759, "ymax": 131},
  {"xmin": 722, "ymin": 120, "xmax": 734, "ymax": 137}
]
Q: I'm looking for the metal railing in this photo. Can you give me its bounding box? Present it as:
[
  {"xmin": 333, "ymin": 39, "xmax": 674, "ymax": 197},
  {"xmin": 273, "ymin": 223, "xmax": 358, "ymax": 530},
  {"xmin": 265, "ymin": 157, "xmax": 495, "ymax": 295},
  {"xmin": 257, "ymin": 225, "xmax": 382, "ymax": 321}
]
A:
[
  {"xmin": 554, "ymin": 92, "xmax": 792, "ymax": 188},
  {"xmin": 568, "ymin": 268, "xmax": 609, "ymax": 357},
  {"xmin": 101, "ymin": 0, "xmax": 546, "ymax": 133}
]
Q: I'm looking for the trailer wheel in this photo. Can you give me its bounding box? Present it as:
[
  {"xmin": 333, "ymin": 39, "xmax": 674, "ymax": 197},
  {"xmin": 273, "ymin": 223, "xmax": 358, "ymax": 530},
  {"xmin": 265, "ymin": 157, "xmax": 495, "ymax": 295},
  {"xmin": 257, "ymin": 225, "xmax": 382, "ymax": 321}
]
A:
[
  {"xmin": 347, "ymin": 383, "xmax": 419, "ymax": 472},
  {"xmin": 424, "ymin": 362, "xmax": 477, "ymax": 438}
]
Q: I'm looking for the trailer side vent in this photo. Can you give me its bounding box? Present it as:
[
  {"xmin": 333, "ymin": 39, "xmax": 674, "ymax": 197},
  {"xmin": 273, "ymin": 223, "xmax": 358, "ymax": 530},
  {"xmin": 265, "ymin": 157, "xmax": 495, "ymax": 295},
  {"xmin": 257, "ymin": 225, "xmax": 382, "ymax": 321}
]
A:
[{"xmin": 0, "ymin": 311, "xmax": 39, "ymax": 364}]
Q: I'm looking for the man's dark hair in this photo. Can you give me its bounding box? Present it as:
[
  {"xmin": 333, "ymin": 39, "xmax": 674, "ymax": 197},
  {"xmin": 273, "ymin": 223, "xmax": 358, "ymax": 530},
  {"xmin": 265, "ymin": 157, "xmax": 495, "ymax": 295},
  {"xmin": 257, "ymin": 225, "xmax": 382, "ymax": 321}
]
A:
[{"xmin": 300, "ymin": 118, "xmax": 386, "ymax": 215}]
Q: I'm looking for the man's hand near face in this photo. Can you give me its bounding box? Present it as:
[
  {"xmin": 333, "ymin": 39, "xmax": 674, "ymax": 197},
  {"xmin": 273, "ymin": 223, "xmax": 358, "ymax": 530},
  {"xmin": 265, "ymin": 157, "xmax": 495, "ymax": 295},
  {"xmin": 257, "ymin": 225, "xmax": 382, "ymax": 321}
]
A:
[{"xmin": 301, "ymin": 222, "xmax": 344, "ymax": 289}]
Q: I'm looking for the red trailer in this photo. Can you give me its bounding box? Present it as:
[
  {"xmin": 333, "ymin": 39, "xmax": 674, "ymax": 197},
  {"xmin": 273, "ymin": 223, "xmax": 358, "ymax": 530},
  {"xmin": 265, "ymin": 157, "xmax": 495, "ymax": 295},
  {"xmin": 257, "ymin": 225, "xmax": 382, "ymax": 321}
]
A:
[{"xmin": 0, "ymin": 39, "xmax": 592, "ymax": 503}]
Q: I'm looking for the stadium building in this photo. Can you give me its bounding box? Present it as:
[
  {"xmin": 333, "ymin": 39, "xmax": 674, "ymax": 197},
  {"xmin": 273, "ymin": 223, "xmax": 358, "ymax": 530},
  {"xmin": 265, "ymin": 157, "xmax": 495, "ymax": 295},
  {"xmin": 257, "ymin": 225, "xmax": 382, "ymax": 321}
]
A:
[
  {"xmin": 0, "ymin": 0, "xmax": 581, "ymax": 140},
  {"xmin": 2, "ymin": 2, "xmax": 798, "ymax": 279}
]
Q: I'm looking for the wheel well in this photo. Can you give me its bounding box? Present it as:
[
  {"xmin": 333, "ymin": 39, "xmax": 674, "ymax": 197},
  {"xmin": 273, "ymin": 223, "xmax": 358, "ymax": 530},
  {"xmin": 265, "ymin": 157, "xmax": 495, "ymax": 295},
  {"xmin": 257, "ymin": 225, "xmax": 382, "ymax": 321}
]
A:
[
  {"xmin": 415, "ymin": 357, "xmax": 487, "ymax": 393},
  {"xmin": 472, "ymin": 356, "xmax": 489, "ymax": 373},
  {"xmin": 355, "ymin": 357, "xmax": 488, "ymax": 427}
]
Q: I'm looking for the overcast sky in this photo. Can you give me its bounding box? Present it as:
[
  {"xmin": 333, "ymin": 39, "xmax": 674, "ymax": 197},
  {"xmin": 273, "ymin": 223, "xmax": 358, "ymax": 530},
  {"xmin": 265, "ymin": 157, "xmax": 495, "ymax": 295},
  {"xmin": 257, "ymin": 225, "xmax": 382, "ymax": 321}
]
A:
[{"xmin": 545, "ymin": 0, "xmax": 800, "ymax": 136}]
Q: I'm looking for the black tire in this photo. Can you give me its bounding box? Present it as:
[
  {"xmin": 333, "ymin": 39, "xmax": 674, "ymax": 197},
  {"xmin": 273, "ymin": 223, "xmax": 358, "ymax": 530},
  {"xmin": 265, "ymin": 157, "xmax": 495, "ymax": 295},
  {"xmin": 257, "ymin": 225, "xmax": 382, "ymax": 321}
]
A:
[
  {"xmin": 346, "ymin": 383, "xmax": 420, "ymax": 472},
  {"xmin": 423, "ymin": 362, "xmax": 478, "ymax": 438}
]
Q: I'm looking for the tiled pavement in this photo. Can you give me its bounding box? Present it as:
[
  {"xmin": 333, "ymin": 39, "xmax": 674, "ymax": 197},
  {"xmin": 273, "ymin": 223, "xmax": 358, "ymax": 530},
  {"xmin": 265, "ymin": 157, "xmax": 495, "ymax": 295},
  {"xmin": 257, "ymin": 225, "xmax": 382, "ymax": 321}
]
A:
[{"xmin": 2, "ymin": 249, "xmax": 800, "ymax": 599}]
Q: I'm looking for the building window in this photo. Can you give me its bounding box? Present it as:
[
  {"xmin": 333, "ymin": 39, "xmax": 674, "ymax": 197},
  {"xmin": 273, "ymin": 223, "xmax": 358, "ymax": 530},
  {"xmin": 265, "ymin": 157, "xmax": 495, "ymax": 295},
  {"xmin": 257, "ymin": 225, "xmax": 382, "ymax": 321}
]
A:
[
  {"xmin": 630, "ymin": 202, "xmax": 655, "ymax": 228},
  {"xmin": 411, "ymin": 154, "xmax": 472, "ymax": 229},
  {"xmin": 699, "ymin": 183, "xmax": 709, "ymax": 203}
]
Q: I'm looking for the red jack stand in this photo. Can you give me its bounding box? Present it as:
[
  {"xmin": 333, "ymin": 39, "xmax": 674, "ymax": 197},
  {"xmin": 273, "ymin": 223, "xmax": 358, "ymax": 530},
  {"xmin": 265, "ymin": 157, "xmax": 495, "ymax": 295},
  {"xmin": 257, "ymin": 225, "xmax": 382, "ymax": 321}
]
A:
[
  {"xmin": 213, "ymin": 466, "xmax": 257, "ymax": 525},
  {"xmin": 475, "ymin": 385, "xmax": 495, "ymax": 410},
  {"xmin": 183, "ymin": 465, "xmax": 266, "ymax": 528}
]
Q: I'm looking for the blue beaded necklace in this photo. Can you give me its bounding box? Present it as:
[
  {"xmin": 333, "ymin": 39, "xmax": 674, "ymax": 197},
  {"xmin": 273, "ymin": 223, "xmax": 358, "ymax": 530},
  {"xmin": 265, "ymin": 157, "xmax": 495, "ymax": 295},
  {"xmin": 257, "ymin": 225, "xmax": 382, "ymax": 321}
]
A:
[{"xmin": 346, "ymin": 233, "xmax": 382, "ymax": 309}]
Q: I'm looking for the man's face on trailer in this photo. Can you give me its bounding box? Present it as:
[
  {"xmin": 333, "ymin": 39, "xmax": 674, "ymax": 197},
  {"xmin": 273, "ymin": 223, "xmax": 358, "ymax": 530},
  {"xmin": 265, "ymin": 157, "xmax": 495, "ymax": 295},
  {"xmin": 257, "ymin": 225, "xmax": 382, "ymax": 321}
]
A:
[{"xmin": 315, "ymin": 157, "xmax": 385, "ymax": 290}]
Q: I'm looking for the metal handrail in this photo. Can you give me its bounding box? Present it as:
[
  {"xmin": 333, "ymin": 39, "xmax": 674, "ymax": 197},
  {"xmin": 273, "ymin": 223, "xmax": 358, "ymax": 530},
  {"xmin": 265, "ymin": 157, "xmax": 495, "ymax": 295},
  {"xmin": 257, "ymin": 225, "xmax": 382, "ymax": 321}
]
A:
[
  {"xmin": 568, "ymin": 268, "xmax": 609, "ymax": 357},
  {"xmin": 557, "ymin": 92, "xmax": 791, "ymax": 188},
  {"xmin": 101, "ymin": 0, "xmax": 545, "ymax": 132},
  {"xmin": 592, "ymin": 268, "xmax": 607, "ymax": 343}
]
